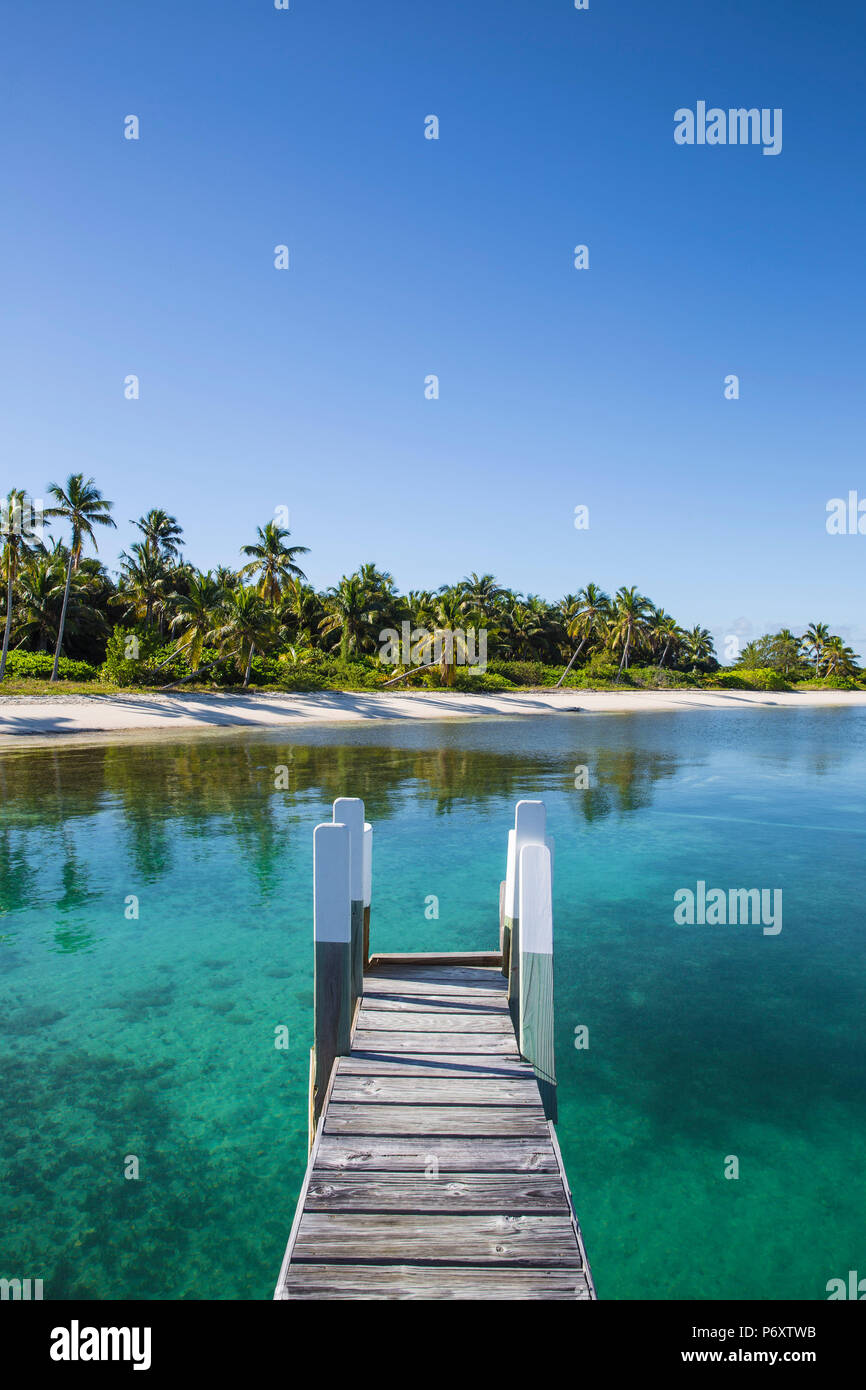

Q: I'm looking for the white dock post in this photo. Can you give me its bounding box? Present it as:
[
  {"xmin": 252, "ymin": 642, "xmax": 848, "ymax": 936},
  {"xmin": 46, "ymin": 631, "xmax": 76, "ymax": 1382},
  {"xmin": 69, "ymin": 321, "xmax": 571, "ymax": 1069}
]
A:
[
  {"xmin": 519, "ymin": 841, "xmax": 557, "ymax": 1121},
  {"xmin": 504, "ymin": 800, "xmax": 547, "ymax": 1031},
  {"xmin": 363, "ymin": 821, "xmax": 372, "ymax": 968},
  {"xmin": 311, "ymin": 821, "xmax": 352, "ymax": 1137},
  {"xmin": 333, "ymin": 797, "xmax": 365, "ymax": 1008}
]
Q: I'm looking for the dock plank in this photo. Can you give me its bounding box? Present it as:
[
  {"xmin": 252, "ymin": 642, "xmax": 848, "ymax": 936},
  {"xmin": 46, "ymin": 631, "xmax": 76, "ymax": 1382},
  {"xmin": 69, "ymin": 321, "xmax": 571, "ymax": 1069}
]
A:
[
  {"xmin": 304, "ymin": 1172, "xmax": 569, "ymax": 1213},
  {"xmin": 356, "ymin": 1009, "xmax": 514, "ymax": 1033},
  {"xmin": 278, "ymin": 1265, "xmax": 591, "ymax": 1300},
  {"xmin": 313, "ymin": 1135, "xmax": 560, "ymax": 1172},
  {"xmin": 363, "ymin": 973, "xmax": 506, "ymax": 996},
  {"xmin": 352, "ymin": 1030, "xmax": 519, "ymax": 1054},
  {"xmin": 358, "ymin": 993, "xmax": 510, "ymax": 1015},
  {"xmin": 331, "ymin": 1075, "xmax": 543, "ymax": 1105},
  {"xmin": 325, "ymin": 1103, "xmax": 549, "ymax": 1137},
  {"xmin": 339, "ymin": 1053, "xmax": 535, "ymax": 1078},
  {"xmin": 292, "ymin": 1213, "xmax": 583, "ymax": 1266}
]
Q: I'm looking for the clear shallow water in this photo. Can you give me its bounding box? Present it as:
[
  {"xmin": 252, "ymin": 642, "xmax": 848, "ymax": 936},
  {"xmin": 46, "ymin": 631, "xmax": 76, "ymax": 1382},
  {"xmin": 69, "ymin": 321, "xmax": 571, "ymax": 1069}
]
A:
[{"xmin": 0, "ymin": 709, "xmax": 864, "ymax": 1300}]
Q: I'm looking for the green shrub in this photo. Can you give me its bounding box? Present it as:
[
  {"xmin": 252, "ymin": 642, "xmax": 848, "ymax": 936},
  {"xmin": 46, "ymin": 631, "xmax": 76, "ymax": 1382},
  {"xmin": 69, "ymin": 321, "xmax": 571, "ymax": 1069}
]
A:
[
  {"xmin": 585, "ymin": 655, "xmax": 625, "ymax": 680},
  {"xmin": 101, "ymin": 626, "xmax": 183, "ymax": 686},
  {"xmin": 563, "ymin": 658, "xmax": 628, "ymax": 687},
  {"xmin": 227, "ymin": 651, "xmax": 387, "ymax": 691},
  {"xmin": 538, "ymin": 665, "xmax": 571, "ymax": 685},
  {"xmin": 709, "ymin": 668, "xmax": 790, "ymax": 692},
  {"xmin": 629, "ymin": 665, "xmax": 697, "ymax": 689},
  {"xmin": 740, "ymin": 668, "xmax": 790, "ymax": 692},
  {"xmin": 819, "ymin": 674, "xmax": 861, "ymax": 691},
  {"xmin": 246, "ymin": 655, "xmax": 281, "ymax": 684},
  {"xmin": 4, "ymin": 650, "xmax": 99, "ymax": 682},
  {"xmin": 707, "ymin": 670, "xmax": 751, "ymax": 690},
  {"xmin": 567, "ymin": 672, "xmax": 620, "ymax": 688},
  {"xmin": 323, "ymin": 659, "xmax": 388, "ymax": 690},
  {"xmin": 269, "ymin": 658, "xmax": 330, "ymax": 691},
  {"xmin": 449, "ymin": 668, "xmax": 515, "ymax": 692},
  {"xmin": 486, "ymin": 661, "xmax": 545, "ymax": 687},
  {"xmin": 394, "ymin": 666, "xmax": 512, "ymax": 693},
  {"xmin": 189, "ymin": 648, "xmax": 236, "ymax": 686}
]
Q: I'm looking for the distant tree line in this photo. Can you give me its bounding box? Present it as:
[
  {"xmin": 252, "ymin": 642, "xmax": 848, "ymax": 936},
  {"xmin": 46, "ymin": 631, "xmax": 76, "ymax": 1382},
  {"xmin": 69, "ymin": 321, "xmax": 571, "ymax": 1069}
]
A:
[{"xmin": 0, "ymin": 476, "xmax": 859, "ymax": 687}]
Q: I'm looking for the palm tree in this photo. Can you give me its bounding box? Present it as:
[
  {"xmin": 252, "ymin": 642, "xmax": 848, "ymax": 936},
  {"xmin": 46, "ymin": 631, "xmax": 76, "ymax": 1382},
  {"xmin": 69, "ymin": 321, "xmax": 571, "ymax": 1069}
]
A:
[
  {"xmin": 608, "ymin": 587, "xmax": 653, "ymax": 677},
  {"xmin": 117, "ymin": 542, "xmax": 169, "ymax": 629},
  {"xmin": 277, "ymin": 578, "xmax": 324, "ymax": 645},
  {"xmin": 357, "ymin": 563, "xmax": 400, "ymax": 651},
  {"xmin": 357, "ymin": 562, "xmax": 395, "ymax": 596},
  {"xmin": 822, "ymin": 636, "xmax": 859, "ymax": 679},
  {"xmin": 131, "ymin": 508, "xmax": 184, "ymax": 562},
  {"xmin": 168, "ymin": 570, "xmax": 225, "ymax": 671},
  {"xmin": 412, "ymin": 590, "xmax": 481, "ymax": 686},
  {"xmin": 802, "ymin": 622, "xmax": 830, "ymax": 677},
  {"xmin": 556, "ymin": 583, "xmax": 611, "ymax": 686},
  {"xmin": 278, "ymin": 637, "xmax": 320, "ymax": 669},
  {"xmin": 647, "ymin": 610, "xmax": 684, "ymax": 668},
  {"xmin": 13, "ymin": 551, "xmax": 83, "ymax": 653},
  {"xmin": 557, "ymin": 592, "xmax": 580, "ymax": 628},
  {"xmin": 1, "ymin": 489, "xmax": 40, "ymax": 681},
  {"xmin": 681, "ymin": 625, "xmax": 716, "ymax": 669},
  {"xmin": 460, "ymin": 573, "xmax": 505, "ymax": 620},
  {"xmin": 524, "ymin": 594, "xmax": 560, "ymax": 662},
  {"xmin": 764, "ymin": 629, "xmax": 803, "ymax": 679},
  {"xmin": 214, "ymin": 586, "xmax": 273, "ymax": 687},
  {"xmin": 319, "ymin": 575, "xmax": 371, "ymax": 661},
  {"xmin": 214, "ymin": 565, "xmax": 241, "ymax": 592},
  {"xmin": 44, "ymin": 475, "xmax": 115, "ymax": 681},
  {"xmin": 407, "ymin": 590, "xmax": 436, "ymax": 628},
  {"xmin": 240, "ymin": 522, "xmax": 308, "ymax": 606},
  {"xmin": 503, "ymin": 601, "xmax": 547, "ymax": 660}
]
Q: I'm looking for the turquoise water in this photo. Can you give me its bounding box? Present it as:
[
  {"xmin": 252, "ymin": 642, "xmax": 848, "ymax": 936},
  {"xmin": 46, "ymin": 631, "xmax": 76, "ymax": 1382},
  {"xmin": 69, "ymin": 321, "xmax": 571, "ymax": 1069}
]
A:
[{"xmin": 0, "ymin": 709, "xmax": 864, "ymax": 1300}]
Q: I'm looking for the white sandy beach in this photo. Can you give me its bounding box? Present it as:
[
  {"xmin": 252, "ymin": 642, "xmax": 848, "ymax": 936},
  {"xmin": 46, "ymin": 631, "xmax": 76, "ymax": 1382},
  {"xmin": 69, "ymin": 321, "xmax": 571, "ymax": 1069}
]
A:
[{"xmin": 0, "ymin": 686, "xmax": 865, "ymax": 745}]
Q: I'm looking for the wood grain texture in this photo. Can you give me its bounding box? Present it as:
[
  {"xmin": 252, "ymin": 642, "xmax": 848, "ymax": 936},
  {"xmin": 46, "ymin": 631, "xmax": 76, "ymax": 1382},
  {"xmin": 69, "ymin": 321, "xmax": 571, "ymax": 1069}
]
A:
[
  {"xmin": 304, "ymin": 1172, "xmax": 569, "ymax": 1213},
  {"xmin": 359, "ymin": 992, "xmax": 510, "ymax": 1015},
  {"xmin": 292, "ymin": 1213, "xmax": 583, "ymax": 1266},
  {"xmin": 339, "ymin": 1053, "xmax": 534, "ymax": 1078},
  {"xmin": 356, "ymin": 1009, "xmax": 514, "ymax": 1033},
  {"xmin": 313, "ymin": 1135, "xmax": 560, "ymax": 1172},
  {"xmin": 278, "ymin": 1265, "xmax": 591, "ymax": 1300},
  {"xmin": 324, "ymin": 1103, "xmax": 549, "ymax": 1137},
  {"xmin": 366, "ymin": 965, "xmax": 505, "ymax": 991},
  {"xmin": 331, "ymin": 1075, "xmax": 543, "ymax": 1106},
  {"xmin": 351, "ymin": 1030, "xmax": 519, "ymax": 1054},
  {"xmin": 313, "ymin": 940, "xmax": 351, "ymax": 1124}
]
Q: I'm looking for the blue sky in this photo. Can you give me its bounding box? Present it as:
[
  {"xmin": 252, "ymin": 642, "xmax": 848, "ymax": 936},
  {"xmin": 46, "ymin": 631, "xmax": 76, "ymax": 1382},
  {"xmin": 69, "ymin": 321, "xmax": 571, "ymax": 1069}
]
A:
[{"xmin": 1, "ymin": 1, "xmax": 864, "ymax": 658}]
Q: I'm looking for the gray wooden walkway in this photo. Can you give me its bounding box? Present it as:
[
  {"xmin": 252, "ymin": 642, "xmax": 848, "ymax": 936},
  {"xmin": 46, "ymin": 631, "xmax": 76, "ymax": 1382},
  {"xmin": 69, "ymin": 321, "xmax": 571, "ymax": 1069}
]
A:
[{"xmin": 275, "ymin": 958, "xmax": 594, "ymax": 1300}]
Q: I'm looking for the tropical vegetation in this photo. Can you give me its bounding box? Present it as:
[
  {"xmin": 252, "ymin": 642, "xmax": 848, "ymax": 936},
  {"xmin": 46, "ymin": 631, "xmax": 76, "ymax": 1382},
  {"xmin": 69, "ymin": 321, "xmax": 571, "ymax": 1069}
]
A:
[{"xmin": 0, "ymin": 477, "xmax": 862, "ymax": 692}]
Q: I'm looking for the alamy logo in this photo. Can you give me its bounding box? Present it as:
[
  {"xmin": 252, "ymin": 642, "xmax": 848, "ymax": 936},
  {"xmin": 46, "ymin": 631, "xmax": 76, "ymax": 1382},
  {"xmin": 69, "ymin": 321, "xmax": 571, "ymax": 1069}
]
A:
[
  {"xmin": 50, "ymin": 1321, "xmax": 152, "ymax": 1372},
  {"xmin": 826, "ymin": 492, "xmax": 866, "ymax": 535},
  {"xmin": 0, "ymin": 1276, "xmax": 43, "ymax": 1299},
  {"xmin": 674, "ymin": 103, "xmax": 782, "ymax": 156},
  {"xmin": 0, "ymin": 496, "xmax": 44, "ymax": 542},
  {"xmin": 826, "ymin": 1270, "xmax": 866, "ymax": 1299},
  {"xmin": 674, "ymin": 881, "xmax": 782, "ymax": 935}
]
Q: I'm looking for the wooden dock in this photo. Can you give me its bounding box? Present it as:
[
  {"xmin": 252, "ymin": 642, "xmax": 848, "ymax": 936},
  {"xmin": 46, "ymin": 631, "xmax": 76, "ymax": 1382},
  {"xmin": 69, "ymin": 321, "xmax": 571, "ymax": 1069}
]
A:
[{"xmin": 274, "ymin": 801, "xmax": 595, "ymax": 1301}]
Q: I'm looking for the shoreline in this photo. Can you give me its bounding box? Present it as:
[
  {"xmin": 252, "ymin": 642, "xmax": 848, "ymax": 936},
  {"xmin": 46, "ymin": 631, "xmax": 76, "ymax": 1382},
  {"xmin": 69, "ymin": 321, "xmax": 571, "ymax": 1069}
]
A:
[{"xmin": 1, "ymin": 686, "xmax": 865, "ymax": 747}]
